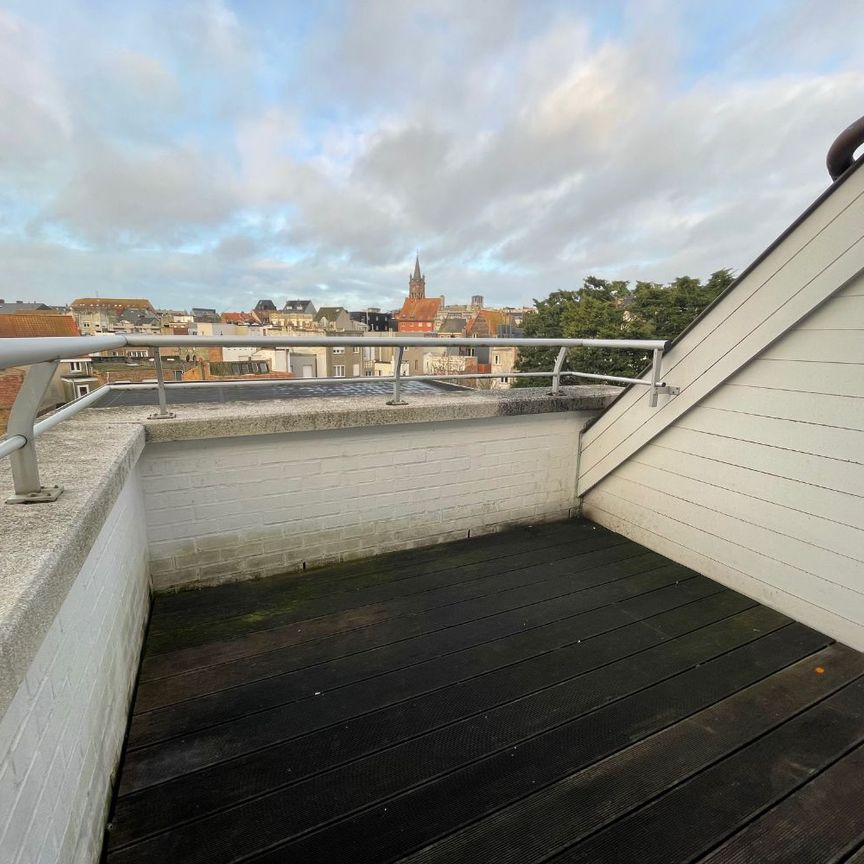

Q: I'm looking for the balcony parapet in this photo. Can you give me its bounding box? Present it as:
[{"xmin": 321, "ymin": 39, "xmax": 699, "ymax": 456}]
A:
[{"xmin": 90, "ymin": 384, "xmax": 621, "ymax": 443}]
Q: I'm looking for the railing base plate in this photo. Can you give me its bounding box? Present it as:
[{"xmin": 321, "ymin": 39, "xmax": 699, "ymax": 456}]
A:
[
  {"xmin": 385, "ymin": 400, "xmax": 408, "ymax": 406},
  {"xmin": 6, "ymin": 485, "xmax": 64, "ymax": 505},
  {"xmin": 147, "ymin": 411, "xmax": 177, "ymax": 419}
]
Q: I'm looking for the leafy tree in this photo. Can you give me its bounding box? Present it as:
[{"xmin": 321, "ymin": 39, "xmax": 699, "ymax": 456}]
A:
[
  {"xmin": 515, "ymin": 269, "xmax": 734, "ymax": 386},
  {"xmin": 631, "ymin": 270, "xmax": 734, "ymax": 338}
]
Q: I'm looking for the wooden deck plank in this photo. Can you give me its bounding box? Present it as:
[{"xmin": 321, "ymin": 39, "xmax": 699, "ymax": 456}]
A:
[
  {"xmin": 147, "ymin": 520, "xmax": 609, "ymax": 638},
  {"xmin": 103, "ymin": 519, "xmax": 864, "ymax": 864},
  {"xmin": 547, "ymin": 679, "xmax": 864, "ymax": 864},
  {"xmin": 134, "ymin": 551, "xmax": 674, "ymax": 712},
  {"xmin": 110, "ymin": 586, "xmax": 742, "ymax": 844},
  {"xmin": 395, "ymin": 644, "xmax": 864, "ymax": 864},
  {"xmin": 696, "ymin": 739, "xmax": 864, "ymax": 864},
  {"xmin": 126, "ymin": 560, "xmax": 686, "ymax": 751}
]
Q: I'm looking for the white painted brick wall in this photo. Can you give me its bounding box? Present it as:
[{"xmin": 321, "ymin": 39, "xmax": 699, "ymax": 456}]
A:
[
  {"xmin": 141, "ymin": 413, "xmax": 589, "ymax": 590},
  {"xmin": 0, "ymin": 471, "xmax": 150, "ymax": 864}
]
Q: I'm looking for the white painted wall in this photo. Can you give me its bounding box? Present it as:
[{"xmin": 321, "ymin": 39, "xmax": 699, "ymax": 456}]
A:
[
  {"xmin": 582, "ymin": 275, "xmax": 864, "ymax": 649},
  {"xmin": 141, "ymin": 413, "xmax": 589, "ymax": 591},
  {"xmin": 0, "ymin": 472, "xmax": 149, "ymax": 864}
]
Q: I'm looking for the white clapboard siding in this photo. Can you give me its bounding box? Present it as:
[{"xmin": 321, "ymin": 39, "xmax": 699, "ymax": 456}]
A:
[
  {"xmin": 705, "ymin": 385, "xmax": 864, "ymax": 431},
  {"xmin": 591, "ymin": 476, "xmax": 864, "ymax": 600},
  {"xmin": 631, "ymin": 444, "xmax": 864, "ymax": 538},
  {"xmin": 675, "ymin": 406, "xmax": 864, "ymax": 463},
  {"xmin": 656, "ymin": 426, "xmax": 864, "ymax": 499},
  {"xmin": 578, "ymin": 163, "xmax": 864, "ymax": 494},
  {"xmin": 611, "ymin": 462, "xmax": 864, "ymax": 572},
  {"xmin": 733, "ymin": 358, "xmax": 864, "ymax": 398},
  {"xmin": 582, "ymin": 268, "xmax": 864, "ymax": 648},
  {"xmin": 584, "ymin": 490, "xmax": 864, "ymax": 650},
  {"xmin": 797, "ymin": 294, "xmax": 864, "ymax": 328},
  {"xmin": 761, "ymin": 330, "xmax": 864, "ymax": 364}
]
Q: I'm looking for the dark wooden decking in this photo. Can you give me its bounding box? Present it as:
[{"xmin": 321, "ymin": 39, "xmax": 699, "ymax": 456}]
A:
[{"xmin": 104, "ymin": 519, "xmax": 864, "ymax": 863}]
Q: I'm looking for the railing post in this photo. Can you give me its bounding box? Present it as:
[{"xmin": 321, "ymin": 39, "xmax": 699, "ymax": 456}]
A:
[
  {"xmin": 549, "ymin": 347, "xmax": 569, "ymax": 395},
  {"xmin": 387, "ymin": 346, "xmax": 408, "ymax": 405},
  {"xmin": 5, "ymin": 360, "xmax": 63, "ymax": 504},
  {"xmin": 148, "ymin": 349, "xmax": 176, "ymax": 419}
]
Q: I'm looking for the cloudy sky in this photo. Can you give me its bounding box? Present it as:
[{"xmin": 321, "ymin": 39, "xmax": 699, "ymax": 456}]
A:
[{"xmin": 2, "ymin": 0, "xmax": 863, "ymax": 312}]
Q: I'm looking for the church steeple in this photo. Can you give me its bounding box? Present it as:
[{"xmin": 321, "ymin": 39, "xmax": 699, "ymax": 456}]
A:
[{"xmin": 409, "ymin": 252, "xmax": 426, "ymax": 299}]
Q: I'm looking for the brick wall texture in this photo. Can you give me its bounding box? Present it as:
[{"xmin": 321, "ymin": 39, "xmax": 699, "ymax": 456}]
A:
[
  {"xmin": 0, "ymin": 473, "xmax": 150, "ymax": 864},
  {"xmin": 140, "ymin": 413, "xmax": 586, "ymax": 591}
]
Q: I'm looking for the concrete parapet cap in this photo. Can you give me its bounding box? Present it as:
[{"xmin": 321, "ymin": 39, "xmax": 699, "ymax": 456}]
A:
[
  {"xmin": 85, "ymin": 385, "xmax": 622, "ymax": 443},
  {"xmin": 0, "ymin": 423, "xmax": 144, "ymax": 716}
]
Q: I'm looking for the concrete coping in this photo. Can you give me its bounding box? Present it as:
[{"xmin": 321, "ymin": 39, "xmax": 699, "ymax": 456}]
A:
[
  {"xmin": 0, "ymin": 385, "xmax": 619, "ymax": 716},
  {"xmin": 84, "ymin": 384, "xmax": 622, "ymax": 442},
  {"xmin": 0, "ymin": 422, "xmax": 145, "ymax": 716}
]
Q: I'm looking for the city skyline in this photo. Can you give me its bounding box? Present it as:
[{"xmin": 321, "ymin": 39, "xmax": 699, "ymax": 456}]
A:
[{"xmin": 2, "ymin": 1, "xmax": 863, "ymax": 312}]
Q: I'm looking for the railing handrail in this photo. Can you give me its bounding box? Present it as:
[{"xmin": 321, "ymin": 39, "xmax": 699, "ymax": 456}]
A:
[
  {"xmin": 0, "ymin": 335, "xmax": 128, "ymax": 368},
  {"xmin": 0, "ymin": 334, "xmax": 669, "ymax": 368},
  {"xmin": 0, "ymin": 332, "xmax": 678, "ymax": 503}
]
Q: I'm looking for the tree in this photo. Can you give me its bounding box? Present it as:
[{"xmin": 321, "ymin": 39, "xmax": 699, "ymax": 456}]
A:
[{"xmin": 515, "ymin": 270, "xmax": 734, "ymax": 386}]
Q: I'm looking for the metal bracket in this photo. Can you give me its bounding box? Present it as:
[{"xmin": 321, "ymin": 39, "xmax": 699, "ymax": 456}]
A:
[
  {"xmin": 386, "ymin": 346, "xmax": 408, "ymax": 405},
  {"xmin": 147, "ymin": 350, "xmax": 176, "ymax": 419},
  {"xmin": 647, "ymin": 347, "xmax": 680, "ymax": 407},
  {"xmin": 5, "ymin": 360, "xmax": 64, "ymax": 504},
  {"xmin": 6, "ymin": 485, "xmax": 63, "ymax": 505},
  {"xmin": 649, "ymin": 384, "xmax": 680, "ymax": 407}
]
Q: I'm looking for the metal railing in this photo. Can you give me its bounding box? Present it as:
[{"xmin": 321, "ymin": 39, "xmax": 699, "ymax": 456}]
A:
[{"xmin": 0, "ymin": 334, "xmax": 674, "ymax": 503}]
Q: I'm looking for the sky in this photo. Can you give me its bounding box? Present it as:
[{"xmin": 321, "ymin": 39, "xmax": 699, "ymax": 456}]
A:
[{"xmin": 1, "ymin": 0, "xmax": 863, "ymax": 313}]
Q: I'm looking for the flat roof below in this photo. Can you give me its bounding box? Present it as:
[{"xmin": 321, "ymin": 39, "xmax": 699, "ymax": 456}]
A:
[
  {"xmin": 97, "ymin": 378, "xmax": 466, "ymax": 407},
  {"xmin": 104, "ymin": 519, "xmax": 864, "ymax": 863}
]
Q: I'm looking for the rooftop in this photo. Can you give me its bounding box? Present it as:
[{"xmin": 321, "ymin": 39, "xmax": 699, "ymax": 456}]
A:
[
  {"xmin": 104, "ymin": 518, "xmax": 864, "ymax": 862},
  {"xmin": 69, "ymin": 298, "xmax": 154, "ymax": 311},
  {"xmin": 0, "ymin": 313, "xmax": 79, "ymax": 338},
  {"xmin": 396, "ymin": 298, "xmax": 442, "ymax": 321},
  {"xmin": 97, "ymin": 379, "xmax": 470, "ymax": 407}
]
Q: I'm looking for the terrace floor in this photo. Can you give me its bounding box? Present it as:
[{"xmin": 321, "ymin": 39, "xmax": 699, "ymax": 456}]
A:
[{"xmin": 104, "ymin": 519, "xmax": 864, "ymax": 863}]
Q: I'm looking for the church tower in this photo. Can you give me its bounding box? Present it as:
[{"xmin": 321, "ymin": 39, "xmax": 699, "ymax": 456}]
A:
[{"xmin": 408, "ymin": 253, "xmax": 426, "ymax": 300}]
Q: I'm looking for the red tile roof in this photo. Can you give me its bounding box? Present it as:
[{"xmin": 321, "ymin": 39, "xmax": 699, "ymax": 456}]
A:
[
  {"xmin": 0, "ymin": 313, "xmax": 80, "ymax": 337},
  {"xmin": 466, "ymin": 309, "xmax": 507, "ymax": 337},
  {"xmin": 220, "ymin": 312, "xmax": 256, "ymax": 324},
  {"xmin": 395, "ymin": 298, "xmax": 441, "ymax": 322}
]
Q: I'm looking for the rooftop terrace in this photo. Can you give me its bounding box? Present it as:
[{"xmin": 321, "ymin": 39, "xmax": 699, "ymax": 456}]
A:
[{"xmin": 105, "ymin": 518, "xmax": 864, "ymax": 863}]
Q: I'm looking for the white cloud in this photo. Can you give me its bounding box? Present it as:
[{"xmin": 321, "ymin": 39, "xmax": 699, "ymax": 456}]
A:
[{"xmin": 1, "ymin": 0, "xmax": 864, "ymax": 311}]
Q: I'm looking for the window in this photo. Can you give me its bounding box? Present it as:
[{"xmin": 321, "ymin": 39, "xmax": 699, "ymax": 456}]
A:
[
  {"xmin": 332, "ymin": 347, "xmax": 344, "ymax": 355},
  {"xmin": 353, "ymin": 345, "xmax": 359, "ymax": 353},
  {"xmin": 494, "ymin": 354, "xmax": 499, "ymax": 365},
  {"xmin": 75, "ymin": 384, "xmax": 90, "ymax": 398},
  {"xmin": 334, "ymin": 365, "xmax": 345, "ymax": 377},
  {"xmin": 69, "ymin": 361, "xmax": 82, "ymax": 373}
]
